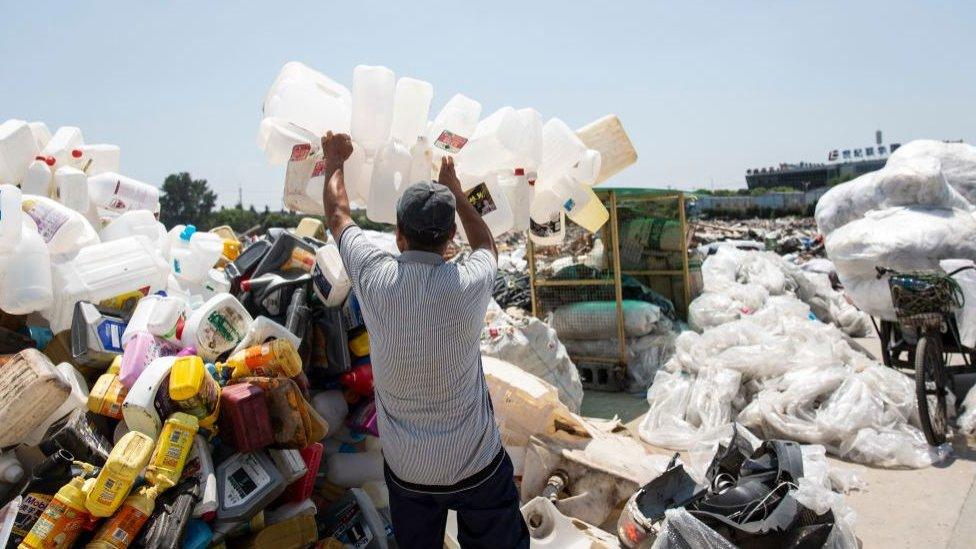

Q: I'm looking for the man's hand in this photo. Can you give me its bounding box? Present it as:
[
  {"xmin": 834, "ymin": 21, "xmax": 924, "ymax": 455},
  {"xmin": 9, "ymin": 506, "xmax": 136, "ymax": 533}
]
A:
[
  {"xmin": 322, "ymin": 131, "xmax": 354, "ymax": 168},
  {"xmin": 438, "ymin": 156, "xmax": 497, "ymax": 257},
  {"xmin": 437, "ymin": 156, "xmax": 463, "ymax": 194}
]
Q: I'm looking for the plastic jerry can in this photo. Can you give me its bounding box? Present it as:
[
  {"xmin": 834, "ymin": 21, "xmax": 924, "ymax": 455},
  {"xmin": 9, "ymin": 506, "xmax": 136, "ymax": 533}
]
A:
[
  {"xmin": 311, "ymin": 391, "xmax": 348, "ymax": 438},
  {"xmin": 241, "ymin": 271, "xmax": 311, "ymax": 319},
  {"xmin": 27, "ymin": 122, "xmax": 51, "ymax": 152},
  {"xmin": 0, "ymin": 349, "xmax": 70, "ymax": 448},
  {"xmin": 21, "ymin": 157, "xmax": 54, "ymax": 197},
  {"xmin": 86, "ymin": 172, "xmax": 160, "ymax": 219},
  {"xmin": 121, "ymin": 356, "xmax": 178, "ymax": 438},
  {"xmin": 241, "ymin": 376, "xmax": 326, "ymax": 448},
  {"xmin": 98, "ymin": 210, "xmax": 169, "ymax": 257},
  {"xmin": 0, "ymin": 183, "xmax": 23, "ymax": 254},
  {"xmin": 56, "ymin": 166, "xmax": 90, "ymax": 215},
  {"xmin": 457, "ymin": 106, "xmax": 531, "ymax": 175},
  {"xmin": 260, "ymin": 61, "xmax": 351, "ymax": 147},
  {"xmin": 215, "ymin": 451, "xmax": 286, "ymax": 522},
  {"xmin": 565, "ymin": 184, "xmax": 609, "ymax": 233},
  {"xmin": 528, "ymin": 192, "xmax": 566, "ymax": 246},
  {"xmin": 145, "ymin": 412, "xmax": 198, "ymax": 488},
  {"xmin": 576, "ymin": 114, "xmax": 638, "ymax": 185},
  {"xmin": 230, "ymin": 316, "xmax": 301, "ymax": 356},
  {"xmin": 498, "ymin": 168, "xmax": 532, "ymax": 232},
  {"xmin": 267, "ymin": 449, "xmax": 307, "ymax": 485},
  {"xmin": 20, "ymin": 194, "xmax": 99, "ymax": 256},
  {"xmin": 86, "ymin": 483, "xmax": 164, "ymax": 549},
  {"xmin": 350, "ymin": 65, "xmax": 396, "ymax": 154},
  {"xmin": 284, "ymin": 287, "xmax": 309, "ymax": 340},
  {"xmin": 217, "ymin": 382, "xmax": 273, "ymax": 453},
  {"xmin": 319, "ymin": 488, "xmax": 389, "ymax": 548},
  {"xmin": 118, "ymin": 331, "xmax": 180, "ymax": 389},
  {"xmin": 540, "ymin": 117, "xmax": 587, "ymax": 181},
  {"xmin": 408, "ymin": 136, "xmax": 433, "ymax": 185},
  {"xmin": 340, "ymin": 362, "xmax": 373, "ymax": 397},
  {"xmin": 185, "ymin": 435, "xmax": 217, "ymax": 520},
  {"xmin": 134, "ymin": 477, "xmax": 199, "ymax": 549},
  {"xmin": 390, "ymin": 77, "xmax": 434, "ymax": 146},
  {"xmin": 85, "ymin": 431, "xmax": 155, "ymax": 517},
  {"xmin": 89, "ymin": 371, "xmax": 128, "ymax": 419},
  {"xmin": 0, "ymin": 120, "xmax": 38, "ymax": 185},
  {"xmin": 0, "ymin": 219, "xmax": 54, "ymax": 315},
  {"xmin": 281, "ymin": 442, "xmax": 322, "ymax": 503},
  {"xmin": 19, "ymin": 462, "xmax": 97, "ymax": 549},
  {"xmin": 348, "ymin": 399, "xmax": 379, "ymax": 437},
  {"xmin": 123, "ymin": 295, "xmax": 187, "ymax": 346},
  {"xmin": 221, "ymin": 339, "xmax": 302, "ymax": 379},
  {"xmin": 22, "ymin": 362, "xmax": 89, "ymax": 446},
  {"xmin": 238, "ymin": 512, "xmax": 317, "ymax": 549},
  {"xmin": 458, "ymin": 172, "xmax": 514, "ymax": 238},
  {"xmin": 366, "ymin": 139, "xmax": 412, "ymax": 224},
  {"xmin": 38, "ymin": 409, "xmax": 113, "ymax": 467},
  {"xmin": 70, "ymin": 301, "xmax": 126, "ymax": 368},
  {"xmin": 168, "ymin": 225, "xmax": 224, "ymax": 284},
  {"xmin": 7, "ymin": 450, "xmax": 76, "ymax": 547},
  {"xmin": 429, "ymin": 94, "xmax": 482, "ymax": 163},
  {"xmin": 230, "ymin": 238, "xmax": 273, "ymax": 280},
  {"xmin": 40, "ymin": 126, "xmax": 83, "ymax": 170},
  {"xmin": 74, "ymin": 144, "xmax": 121, "ymax": 176},
  {"xmin": 250, "ymin": 232, "xmax": 316, "ymax": 279},
  {"xmin": 348, "ymin": 331, "xmax": 370, "ymax": 358},
  {"xmin": 181, "ymin": 293, "xmax": 252, "ymax": 362},
  {"xmin": 168, "ymin": 356, "xmax": 220, "ymax": 429},
  {"xmin": 324, "ymin": 452, "xmax": 384, "ymax": 488}
]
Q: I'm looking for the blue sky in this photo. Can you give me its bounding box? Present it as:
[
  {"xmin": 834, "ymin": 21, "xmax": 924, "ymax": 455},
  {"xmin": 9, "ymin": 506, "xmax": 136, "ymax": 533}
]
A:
[{"xmin": 1, "ymin": 1, "xmax": 973, "ymax": 207}]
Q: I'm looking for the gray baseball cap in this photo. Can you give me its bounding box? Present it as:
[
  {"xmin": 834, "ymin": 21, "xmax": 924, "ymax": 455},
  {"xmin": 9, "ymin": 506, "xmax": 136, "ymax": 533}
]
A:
[{"xmin": 396, "ymin": 181, "xmax": 457, "ymax": 239}]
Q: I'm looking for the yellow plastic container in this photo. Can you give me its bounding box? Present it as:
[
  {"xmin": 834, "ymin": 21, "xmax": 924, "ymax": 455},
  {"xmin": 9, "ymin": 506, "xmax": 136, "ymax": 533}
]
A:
[
  {"xmin": 86, "ymin": 483, "xmax": 165, "ymax": 549},
  {"xmin": 108, "ymin": 355, "xmax": 122, "ymax": 375},
  {"xmin": 145, "ymin": 412, "xmax": 198, "ymax": 488},
  {"xmin": 169, "ymin": 357, "xmax": 221, "ymax": 429},
  {"xmin": 221, "ymin": 239, "xmax": 241, "ymax": 261},
  {"xmin": 240, "ymin": 513, "xmax": 317, "ymax": 549},
  {"xmin": 348, "ymin": 331, "xmax": 370, "ymax": 358},
  {"xmin": 221, "ymin": 339, "xmax": 302, "ymax": 379},
  {"xmin": 294, "ymin": 218, "xmax": 325, "ymax": 241},
  {"xmin": 209, "ymin": 225, "xmax": 238, "ymax": 242},
  {"xmin": 85, "ymin": 431, "xmax": 155, "ymax": 517},
  {"xmin": 89, "ymin": 372, "xmax": 128, "ymax": 419},
  {"xmin": 20, "ymin": 463, "xmax": 97, "ymax": 549}
]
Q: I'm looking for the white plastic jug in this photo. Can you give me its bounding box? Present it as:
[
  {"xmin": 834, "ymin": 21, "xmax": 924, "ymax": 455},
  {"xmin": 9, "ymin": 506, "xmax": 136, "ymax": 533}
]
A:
[
  {"xmin": 0, "ymin": 120, "xmax": 38, "ymax": 185},
  {"xmin": 181, "ymin": 293, "xmax": 253, "ymax": 361},
  {"xmin": 429, "ymin": 94, "xmax": 482, "ymax": 162},
  {"xmin": 311, "ymin": 391, "xmax": 349, "ymax": 437},
  {"xmin": 516, "ymin": 108, "xmax": 544, "ymax": 172},
  {"xmin": 0, "ymin": 219, "xmax": 53, "ymax": 314},
  {"xmin": 311, "ymin": 241, "xmax": 352, "ymax": 307},
  {"xmin": 456, "ymin": 106, "xmax": 530, "ymax": 175},
  {"xmin": 87, "ymin": 172, "xmax": 160, "ymax": 219},
  {"xmin": 28, "ymin": 121, "xmax": 52, "ymax": 151},
  {"xmin": 41, "ymin": 126, "xmax": 84, "ymax": 169},
  {"xmin": 55, "ymin": 166, "xmax": 91, "ymax": 215},
  {"xmin": 123, "ymin": 294, "xmax": 188, "ymax": 346},
  {"xmin": 43, "ymin": 235, "xmax": 170, "ymax": 333},
  {"xmin": 0, "ymin": 184, "xmax": 22, "ymax": 254},
  {"xmin": 169, "ymin": 225, "xmax": 224, "ymax": 283},
  {"xmin": 571, "ymin": 149, "xmax": 603, "ymax": 186},
  {"xmin": 262, "ymin": 61, "xmax": 351, "ymax": 137},
  {"xmin": 22, "ymin": 157, "xmax": 54, "ymax": 197},
  {"xmin": 258, "ymin": 117, "xmax": 321, "ymax": 166},
  {"xmin": 351, "ymin": 65, "xmax": 396, "ymax": 155},
  {"xmin": 22, "ymin": 362, "xmax": 89, "ymax": 446},
  {"xmin": 498, "ymin": 169, "xmax": 532, "ymax": 232},
  {"xmin": 528, "ymin": 191, "xmax": 565, "ymax": 246},
  {"xmin": 390, "ymin": 77, "xmax": 433, "ymax": 146},
  {"xmin": 344, "ymin": 143, "xmax": 373, "ymax": 205},
  {"xmin": 325, "ymin": 451, "xmax": 384, "ymax": 488},
  {"xmin": 99, "ymin": 209, "xmax": 170, "ymax": 257},
  {"xmin": 20, "ymin": 194, "xmax": 99, "ymax": 256},
  {"xmin": 540, "ymin": 118, "xmax": 587, "ymax": 181},
  {"xmin": 366, "ymin": 140, "xmax": 412, "ymax": 224},
  {"xmin": 121, "ymin": 356, "xmax": 178, "ymax": 438},
  {"xmin": 77, "ymin": 144, "xmax": 121, "ymax": 175},
  {"xmin": 457, "ymin": 172, "xmax": 514, "ymax": 238},
  {"xmin": 576, "ymin": 114, "xmax": 638, "ymax": 185},
  {"xmin": 408, "ymin": 138, "xmax": 433, "ymax": 185}
]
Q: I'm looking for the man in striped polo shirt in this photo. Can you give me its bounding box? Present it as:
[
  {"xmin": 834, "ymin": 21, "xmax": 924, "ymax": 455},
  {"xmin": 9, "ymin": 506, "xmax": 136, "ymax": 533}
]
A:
[{"xmin": 320, "ymin": 132, "xmax": 529, "ymax": 548}]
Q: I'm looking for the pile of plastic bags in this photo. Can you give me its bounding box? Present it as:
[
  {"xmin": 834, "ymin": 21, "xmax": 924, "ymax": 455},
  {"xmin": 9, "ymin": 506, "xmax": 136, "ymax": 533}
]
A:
[{"xmin": 640, "ymin": 246, "xmax": 950, "ymax": 469}]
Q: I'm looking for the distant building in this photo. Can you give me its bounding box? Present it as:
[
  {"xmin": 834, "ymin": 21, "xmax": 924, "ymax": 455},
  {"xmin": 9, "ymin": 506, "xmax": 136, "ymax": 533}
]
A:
[{"xmin": 746, "ymin": 133, "xmax": 900, "ymax": 191}]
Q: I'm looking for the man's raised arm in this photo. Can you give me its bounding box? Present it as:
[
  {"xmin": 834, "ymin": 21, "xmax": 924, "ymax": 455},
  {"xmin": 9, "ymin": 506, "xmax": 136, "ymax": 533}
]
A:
[
  {"xmin": 321, "ymin": 131, "xmax": 356, "ymax": 241},
  {"xmin": 437, "ymin": 157, "xmax": 497, "ymax": 258}
]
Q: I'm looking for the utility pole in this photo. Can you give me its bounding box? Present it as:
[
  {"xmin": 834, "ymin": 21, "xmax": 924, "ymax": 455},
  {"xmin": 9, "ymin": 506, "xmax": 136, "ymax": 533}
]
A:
[{"xmin": 238, "ymin": 184, "xmax": 243, "ymax": 209}]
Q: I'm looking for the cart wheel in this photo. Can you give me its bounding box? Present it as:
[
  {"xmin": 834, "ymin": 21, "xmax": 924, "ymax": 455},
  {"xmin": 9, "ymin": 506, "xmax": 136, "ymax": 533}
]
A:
[
  {"xmin": 915, "ymin": 334, "xmax": 948, "ymax": 446},
  {"xmin": 879, "ymin": 320, "xmax": 894, "ymax": 367}
]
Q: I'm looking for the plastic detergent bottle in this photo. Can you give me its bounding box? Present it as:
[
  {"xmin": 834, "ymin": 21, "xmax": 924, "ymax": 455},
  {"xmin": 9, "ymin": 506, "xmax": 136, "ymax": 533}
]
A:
[
  {"xmin": 0, "ymin": 349, "xmax": 70, "ymax": 448},
  {"xmin": 221, "ymin": 338, "xmax": 302, "ymax": 379},
  {"xmin": 0, "ymin": 183, "xmax": 23, "ymax": 253},
  {"xmin": 366, "ymin": 139, "xmax": 412, "ymax": 224},
  {"xmin": 40, "ymin": 126, "xmax": 83, "ymax": 169},
  {"xmin": 76, "ymin": 144, "xmax": 121, "ymax": 176},
  {"xmin": 121, "ymin": 356, "xmax": 178, "ymax": 438},
  {"xmin": 0, "ymin": 120, "xmax": 38, "ymax": 185},
  {"xmin": 350, "ymin": 65, "xmax": 396, "ymax": 154},
  {"xmin": 21, "ymin": 157, "xmax": 54, "ymax": 198},
  {"xmin": 86, "ymin": 172, "xmax": 160, "ymax": 219},
  {"xmin": 123, "ymin": 294, "xmax": 187, "ymax": 346},
  {"xmin": 218, "ymin": 383, "xmax": 274, "ymax": 453},
  {"xmin": 70, "ymin": 301, "xmax": 126, "ymax": 368},
  {"xmin": 458, "ymin": 171, "xmax": 514, "ymax": 238},
  {"xmin": 86, "ymin": 482, "xmax": 165, "ymax": 549},
  {"xmin": 20, "ymin": 194, "xmax": 99, "ymax": 255},
  {"xmin": 118, "ymin": 331, "xmax": 180, "ymax": 389},
  {"xmin": 311, "ymin": 241, "xmax": 352, "ymax": 307},
  {"xmin": 231, "ymin": 316, "xmax": 301, "ymax": 355},
  {"xmin": 98, "ymin": 210, "xmax": 169, "ymax": 254},
  {"xmin": 169, "ymin": 225, "xmax": 224, "ymax": 284},
  {"xmin": 457, "ymin": 106, "xmax": 530, "ymax": 175},
  {"xmin": 55, "ymin": 166, "xmax": 90, "ymax": 215},
  {"xmin": 181, "ymin": 293, "xmax": 252, "ymax": 362},
  {"xmin": 89, "ymin": 369, "xmax": 128, "ymax": 420},
  {"xmin": 168, "ymin": 356, "xmax": 221, "ymax": 429},
  {"xmin": 85, "ymin": 431, "xmax": 155, "ymax": 517},
  {"xmin": 19, "ymin": 462, "xmax": 97, "ymax": 549},
  {"xmin": 498, "ymin": 168, "xmax": 532, "ymax": 232},
  {"xmin": 145, "ymin": 412, "xmax": 199, "ymax": 488},
  {"xmin": 429, "ymin": 94, "xmax": 482, "ymax": 162},
  {"xmin": 215, "ymin": 451, "xmax": 286, "ymax": 523},
  {"xmin": 7, "ymin": 450, "xmax": 76, "ymax": 547},
  {"xmin": 390, "ymin": 77, "xmax": 433, "ymax": 145}
]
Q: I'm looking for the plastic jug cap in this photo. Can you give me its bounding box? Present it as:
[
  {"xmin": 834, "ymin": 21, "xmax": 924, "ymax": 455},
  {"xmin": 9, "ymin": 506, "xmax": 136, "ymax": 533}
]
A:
[
  {"xmin": 71, "ymin": 149, "xmax": 83, "ymax": 158},
  {"xmin": 514, "ymin": 168, "xmax": 525, "ymax": 176},
  {"xmin": 44, "ymin": 156, "xmax": 56, "ymax": 166},
  {"xmin": 180, "ymin": 225, "xmax": 197, "ymax": 241}
]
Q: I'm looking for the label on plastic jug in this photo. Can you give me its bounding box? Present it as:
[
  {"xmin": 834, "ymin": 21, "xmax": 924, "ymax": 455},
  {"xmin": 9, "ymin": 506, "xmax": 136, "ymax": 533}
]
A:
[
  {"xmin": 530, "ymin": 216, "xmax": 562, "ymax": 238},
  {"xmin": 11, "ymin": 493, "xmax": 52, "ymax": 541},
  {"xmin": 290, "ymin": 143, "xmax": 311, "ymax": 162},
  {"xmin": 281, "ymin": 247, "xmax": 315, "ymax": 272},
  {"xmin": 94, "ymin": 504, "xmax": 149, "ymax": 548},
  {"xmin": 434, "ymin": 130, "xmax": 468, "ymax": 153},
  {"xmin": 201, "ymin": 307, "xmax": 247, "ymax": 353},
  {"xmin": 465, "ymin": 183, "xmax": 497, "ymax": 216},
  {"xmin": 97, "ymin": 319, "xmax": 126, "ymax": 352},
  {"xmin": 22, "ymin": 199, "xmax": 69, "ymax": 242},
  {"xmin": 224, "ymin": 454, "xmax": 271, "ymax": 506},
  {"xmin": 311, "ymin": 160, "xmax": 327, "ymax": 178},
  {"xmin": 106, "ymin": 179, "xmax": 155, "ymax": 212},
  {"xmin": 100, "ymin": 287, "xmax": 151, "ymax": 312},
  {"xmin": 24, "ymin": 498, "xmax": 87, "ymax": 546}
]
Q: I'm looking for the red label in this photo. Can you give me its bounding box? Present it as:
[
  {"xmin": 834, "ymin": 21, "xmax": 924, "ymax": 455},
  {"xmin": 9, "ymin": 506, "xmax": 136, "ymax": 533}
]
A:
[
  {"xmin": 311, "ymin": 160, "xmax": 327, "ymax": 178},
  {"xmin": 434, "ymin": 130, "xmax": 468, "ymax": 153},
  {"xmin": 290, "ymin": 143, "xmax": 312, "ymax": 162}
]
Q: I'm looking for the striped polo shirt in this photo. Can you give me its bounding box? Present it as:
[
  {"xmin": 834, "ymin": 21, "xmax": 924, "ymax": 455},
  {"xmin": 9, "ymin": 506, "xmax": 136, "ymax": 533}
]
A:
[{"xmin": 337, "ymin": 224, "xmax": 502, "ymax": 487}]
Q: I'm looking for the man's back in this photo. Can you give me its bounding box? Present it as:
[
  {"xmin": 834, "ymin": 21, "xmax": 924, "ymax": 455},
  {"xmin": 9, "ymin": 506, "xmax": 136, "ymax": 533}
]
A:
[{"xmin": 338, "ymin": 225, "xmax": 502, "ymax": 486}]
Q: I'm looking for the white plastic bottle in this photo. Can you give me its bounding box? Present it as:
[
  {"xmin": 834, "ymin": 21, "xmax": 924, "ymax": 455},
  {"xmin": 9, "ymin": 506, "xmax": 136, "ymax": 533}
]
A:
[
  {"xmin": 181, "ymin": 293, "xmax": 253, "ymax": 361},
  {"xmin": 41, "ymin": 126, "xmax": 84, "ymax": 169},
  {"xmin": 55, "ymin": 166, "xmax": 91, "ymax": 214},
  {"xmin": 169, "ymin": 225, "xmax": 224, "ymax": 283},
  {"xmin": 429, "ymin": 94, "xmax": 482, "ymax": 162},
  {"xmin": 408, "ymin": 137, "xmax": 433, "ymax": 185},
  {"xmin": 456, "ymin": 106, "xmax": 530, "ymax": 175},
  {"xmin": 0, "ymin": 218, "xmax": 54, "ymax": 314},
  {"xmin": 99, "ymin": 209, "xmax": 170, "ymax": 257},
  {"xmin": 261, "ymin": 61, "xmax": 351, "ymax": 137},
  {"xmin": 311, "ymin": 241, "xmax": 352, "ymax": 307},
  {"xmin": 516, "ymin": 108, "xmax": 544, "ymax": 172},
  {"xmin": 540, "ymin": 118, "xmax": 587, "ymax": 181},
  {"xmin": 257, "ymin": 117, "xmax": 321, "ymax": 166},
  {"xmin": 366, "ymin": 140, "xmax": 412, "ymax": 224},
  {"xmin": 76, "ymin": 144, "xmax": 121, "ymax": 175},
  {"xmin": 458, "ymin": 172, "xmax": 514, "ymax": 238},
  {"xmin": 498, "ymin": 169, "xmax": 532, "ymax": 232},
  {"xmin": 0, "ymin": 184, "xmax": 22, "ymax": 253},
  {"xmin": 28, "ymin": 121, "xmax": 52, "ymax": 151},
  {"xmin": 20, "ymin": 194, "xmax": 99, "ymax": 255},
  {"xmin": 529, "ymin": 188, "xmax": 566, "ymax": 246},
  {"xmin": 350, "ymin": 65, "xmax": 396, "ymax": 155},
  {"xmin": 344, "ymin": 143, "xmax": 373, "ymax": 205},
  {"xmin": 22, "ymin": 156, "xmax": 55, "ymax": 197},
  {"xmin": 390, "ymin": 77, "xmax": 434, "ymax": 146},
  {"xmin": 123, "ymin": 294, "xmax": 188, "ymax": 346},
  {"xmin": 572, "ymin": 149, "xmax": 603, "ymax": 186},
  {"xmin": 0, "ymin": 119, "xmax": 38, "ymax": 185},
  {"xmin": 87, "ymin": 172, "xmax": 160, "ymax": 218}
]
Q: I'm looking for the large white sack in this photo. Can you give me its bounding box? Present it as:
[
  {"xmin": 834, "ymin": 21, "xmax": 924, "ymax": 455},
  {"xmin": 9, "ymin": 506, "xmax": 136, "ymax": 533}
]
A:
[
  {"xmin": 887, "ymin": 139, "xmax": 976, "ymax": 205},
  {"xmin": 815, "ymin": 157, "xmax": 973, "ymax": 236}
]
